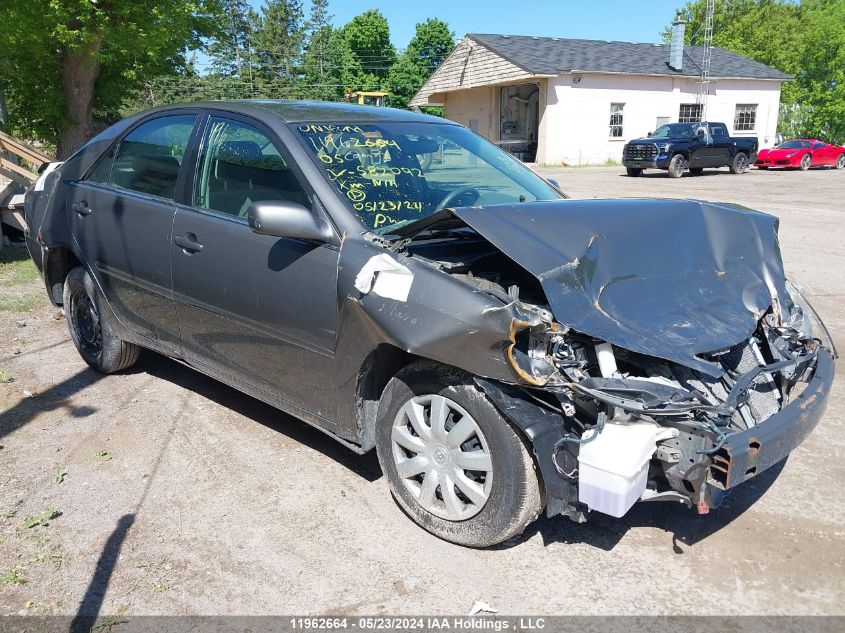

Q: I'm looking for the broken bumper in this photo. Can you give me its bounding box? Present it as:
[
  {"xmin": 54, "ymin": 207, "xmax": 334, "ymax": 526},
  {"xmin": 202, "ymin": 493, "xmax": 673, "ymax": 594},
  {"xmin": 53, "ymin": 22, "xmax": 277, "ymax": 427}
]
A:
[
  {"xmin": 708, "ymin": 347, "xmax": 835, "ymax": 496},
  {"xmin": 477, "ymin": 347, "xmax": 835, "ymax": 519}
]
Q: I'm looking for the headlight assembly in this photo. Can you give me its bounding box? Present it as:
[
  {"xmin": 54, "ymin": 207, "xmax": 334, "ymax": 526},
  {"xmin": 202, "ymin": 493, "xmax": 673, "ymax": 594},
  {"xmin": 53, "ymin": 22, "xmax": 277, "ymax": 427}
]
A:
[{"xmin": 785, "ymin": 280, "xmax": 838, "ymax": 357}]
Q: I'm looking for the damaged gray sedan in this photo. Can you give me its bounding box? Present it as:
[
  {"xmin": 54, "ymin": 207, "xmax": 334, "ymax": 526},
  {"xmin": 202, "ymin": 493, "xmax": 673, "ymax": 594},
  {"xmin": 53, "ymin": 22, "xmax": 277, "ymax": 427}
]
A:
[{"xmin": 25, "ymin": 101, "xmax": 836, "ymax": 547}]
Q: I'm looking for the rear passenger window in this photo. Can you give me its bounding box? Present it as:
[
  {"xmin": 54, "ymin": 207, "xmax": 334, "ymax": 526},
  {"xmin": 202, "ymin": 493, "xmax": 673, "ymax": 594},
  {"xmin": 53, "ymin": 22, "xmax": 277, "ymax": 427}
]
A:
[
  {"xmin": 110, "ymin": 115, "xmax": 196, "ymax": 199},
  {"xmin": 193, "ymin": 117, "xmax": 310, "ymax": 217},
  {"xmin": 711, "ymin": 125, "xmax": 727, "ymax": 137}
]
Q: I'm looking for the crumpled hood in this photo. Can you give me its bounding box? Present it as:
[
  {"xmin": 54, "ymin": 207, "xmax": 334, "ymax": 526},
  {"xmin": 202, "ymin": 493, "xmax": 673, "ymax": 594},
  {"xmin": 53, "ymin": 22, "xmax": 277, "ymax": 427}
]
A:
[{"xmin": 448, "ymin": 199, "xmax": 787, "ymax": 377}]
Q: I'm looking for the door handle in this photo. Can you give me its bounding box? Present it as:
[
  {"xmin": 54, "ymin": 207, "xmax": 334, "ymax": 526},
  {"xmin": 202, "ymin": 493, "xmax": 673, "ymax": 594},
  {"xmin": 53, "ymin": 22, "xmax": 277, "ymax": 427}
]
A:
[
  {"xmin": 174, "ymin": 233, "xmax": 204, "ymax": 253},
  {"xmin": 72, "ymin": 201, "xmax": 92, "ymax": 216}
]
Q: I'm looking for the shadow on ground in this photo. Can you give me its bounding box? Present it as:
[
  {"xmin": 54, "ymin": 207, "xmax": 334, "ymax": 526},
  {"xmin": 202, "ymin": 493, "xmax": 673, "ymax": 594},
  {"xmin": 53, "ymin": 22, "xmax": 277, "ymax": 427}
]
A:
[
  {"xmin": 137, "ymin": 352, "xmax": 383, "ymax": 483},
  {"xmin": 0, "ymin": 367, "xmax": 101, "ymax": 441}
]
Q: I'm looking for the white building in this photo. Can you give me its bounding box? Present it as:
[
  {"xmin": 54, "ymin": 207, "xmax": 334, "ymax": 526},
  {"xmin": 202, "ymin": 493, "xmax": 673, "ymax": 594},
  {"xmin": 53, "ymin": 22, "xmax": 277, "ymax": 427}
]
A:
[{"xmin": 410, "ymin": 27, "xmax": 790, "ymax": 165}]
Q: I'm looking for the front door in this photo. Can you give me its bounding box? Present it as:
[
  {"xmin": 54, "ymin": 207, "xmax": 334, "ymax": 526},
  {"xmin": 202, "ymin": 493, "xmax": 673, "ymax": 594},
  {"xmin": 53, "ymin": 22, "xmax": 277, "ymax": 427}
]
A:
[
  {"xmin": 67, "ymin": 113, "xmax": 199, "ymax": 351},
  {"xmin": 171, "ymin": 114, "xmax": 340, "ymax": 422}
]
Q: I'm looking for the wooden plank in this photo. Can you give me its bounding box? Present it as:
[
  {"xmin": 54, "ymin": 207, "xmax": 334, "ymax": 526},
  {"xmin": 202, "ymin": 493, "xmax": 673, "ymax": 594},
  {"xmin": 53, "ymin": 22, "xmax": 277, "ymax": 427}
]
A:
[
  {"xmin": 0, "ymin": 130, "xmax": 52, "ymax": 167},
  {"xmin": 0, "ymin": 156, "xmax": 38, "ymax": 182},
  {"xmin": 0, "ymin": 164, "xmax": 32, "ymax": 185},
  {"xmin": 1, "ymin": 208, "xmax": 26, "ymax": 232}
]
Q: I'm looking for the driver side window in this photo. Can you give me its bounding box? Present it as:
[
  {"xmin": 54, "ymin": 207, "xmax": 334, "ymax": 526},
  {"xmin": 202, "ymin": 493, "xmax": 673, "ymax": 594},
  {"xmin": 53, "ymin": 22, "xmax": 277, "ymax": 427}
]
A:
[{"xmin": 193, "ymin": 117, "xmax": 310, "ymax": 218}]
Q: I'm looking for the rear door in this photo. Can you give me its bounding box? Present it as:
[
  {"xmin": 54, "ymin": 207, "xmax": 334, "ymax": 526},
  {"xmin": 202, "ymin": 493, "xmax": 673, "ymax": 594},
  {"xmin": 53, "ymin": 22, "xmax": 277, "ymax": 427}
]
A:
[
  {"xmin": 708, "ymin": 123, "xmax": 732, "ymax": 166},
  {"xmin": 66, "ymin": 112, "xmax": 200, "ymax": 351},
  {"xmin": 170, "ymin": 112, "xmax": 341, "ymax": 421}
]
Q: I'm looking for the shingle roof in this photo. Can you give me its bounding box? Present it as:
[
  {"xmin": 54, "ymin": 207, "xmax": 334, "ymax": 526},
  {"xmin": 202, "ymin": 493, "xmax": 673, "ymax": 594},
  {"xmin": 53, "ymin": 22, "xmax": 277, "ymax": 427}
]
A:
[{"xmin": 467, "ymin": 34, "xmax": 791, "ymax": 81}]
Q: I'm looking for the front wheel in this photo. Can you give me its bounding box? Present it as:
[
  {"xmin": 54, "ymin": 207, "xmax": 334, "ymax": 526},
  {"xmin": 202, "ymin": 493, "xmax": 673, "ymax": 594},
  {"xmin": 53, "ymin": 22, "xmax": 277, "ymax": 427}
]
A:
[
  {"xmin": 63, "ymin": 267, "xmax": 140, "ymax": 373},
  {"xmin": 799, "ymin": 153, "xmax": 812, "ymax": 171},
  {"xmin": 835, "ymin": 154, "xmax": 845, "ymax": 170},
  {"xmin": 625, "ymin": 167, "xmax": 642, "ymax": 177},
  {"xmin": 668, "ymin": 154, "xmax": 687, "ymax": 178},
  {"xmin": 730, "ymin": 152, "xmax": 749, "ymax": 174},
  {"xmin": 375, "ymin": 361, "xmax": 543, "ymax": 547}
]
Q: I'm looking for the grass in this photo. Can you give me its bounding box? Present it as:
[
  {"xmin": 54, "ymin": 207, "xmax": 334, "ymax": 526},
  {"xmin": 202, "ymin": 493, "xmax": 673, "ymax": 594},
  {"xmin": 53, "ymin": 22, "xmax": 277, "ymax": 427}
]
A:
[
  {"xmin": 0, "ymin": 369, "xmax": 13, "ymax": 383},
  {"xmin": 1, "ymin": 567, "xmax": 27, "ymax": 586},
  {"xmin": 24, "ymin": 506, "xmax": 61, "ymax": 528},
  {"xmin": 0, "ymin": 245, "xmax": 44, "ymax": 313}
]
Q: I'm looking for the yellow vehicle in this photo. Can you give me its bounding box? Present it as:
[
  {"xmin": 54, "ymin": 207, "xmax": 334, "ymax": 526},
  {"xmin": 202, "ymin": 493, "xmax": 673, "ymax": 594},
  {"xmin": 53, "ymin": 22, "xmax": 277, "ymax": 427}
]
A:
[{"xmin": 346, "ymin": 91, "xmax": 388, "ymax": 106}]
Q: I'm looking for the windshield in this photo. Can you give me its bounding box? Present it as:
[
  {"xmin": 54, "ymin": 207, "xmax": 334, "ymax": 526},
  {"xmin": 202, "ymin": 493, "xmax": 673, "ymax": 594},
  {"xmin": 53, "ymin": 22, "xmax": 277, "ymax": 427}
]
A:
[
  {"xmin": 652, "ymin": 123, "xmax": 698, "ymax": 139},
  {"xmin": 777, "ymin": 140, "xmax": 811, "ymax": 149},
  {"xmin": 296, "ymin": 122, "xmax": 561, "ymax": 233}
]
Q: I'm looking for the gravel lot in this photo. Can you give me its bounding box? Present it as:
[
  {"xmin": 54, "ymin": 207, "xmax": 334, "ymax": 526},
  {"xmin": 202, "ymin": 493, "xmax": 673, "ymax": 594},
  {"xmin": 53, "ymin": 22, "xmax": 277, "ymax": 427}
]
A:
[{"xmin": 1, "ymin": 165, "xmax": 843, "ymax": 618}]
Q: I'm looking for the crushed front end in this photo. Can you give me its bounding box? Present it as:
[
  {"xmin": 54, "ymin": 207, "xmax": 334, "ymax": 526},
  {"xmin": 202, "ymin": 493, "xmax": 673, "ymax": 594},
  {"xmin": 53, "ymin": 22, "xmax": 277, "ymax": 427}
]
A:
[
  {"xmin": 391, "ymin": 200, "xmax": 837, "ymax": 522},
  {"xmin": 479, "ymin": 283, "xmax": 836, "ymax": 521}
]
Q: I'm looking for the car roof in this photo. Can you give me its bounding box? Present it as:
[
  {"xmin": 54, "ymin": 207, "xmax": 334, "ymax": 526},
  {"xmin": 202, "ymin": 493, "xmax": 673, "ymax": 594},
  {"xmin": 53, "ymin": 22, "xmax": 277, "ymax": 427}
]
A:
[{"xmin": 140, "ymin": 99, "xmax": 450, "ymax": 125}]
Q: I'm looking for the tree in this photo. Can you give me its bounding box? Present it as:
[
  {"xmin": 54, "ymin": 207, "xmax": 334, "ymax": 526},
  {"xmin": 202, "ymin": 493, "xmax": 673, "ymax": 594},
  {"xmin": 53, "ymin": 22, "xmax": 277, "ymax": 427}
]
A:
[
  {"xmin": 253, "ymin": 0, "xmax": 306, "ymax": 91},
  {"xmin": 387, "ymin": 19, "xmax": 454, "ymax": 109},
  {"xmin": 667, "ymin": 0, "xmax": 845, "ymax": 143},
  {"xmin": 206, "ymin": 0, "xmax": 259, "ymax": 77},
  {"xmin": 341, "ymin": 9, "xmax": 396, "ymax": 86},
  {"xmin": 0, "ymin": 0, "xmax": 222, "ymax": 158}
]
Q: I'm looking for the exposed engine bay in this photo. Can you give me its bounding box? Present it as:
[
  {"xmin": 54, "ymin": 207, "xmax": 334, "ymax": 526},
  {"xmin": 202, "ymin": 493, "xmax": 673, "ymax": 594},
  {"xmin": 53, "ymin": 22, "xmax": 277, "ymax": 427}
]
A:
[{"xmin": 393, "ymin": 201, "xmax": 836, "ymax": 520}]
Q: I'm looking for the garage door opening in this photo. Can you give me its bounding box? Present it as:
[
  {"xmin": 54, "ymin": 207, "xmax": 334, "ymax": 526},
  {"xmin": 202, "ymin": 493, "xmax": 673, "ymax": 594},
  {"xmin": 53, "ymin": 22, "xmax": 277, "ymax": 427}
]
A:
[{"xmin": 499, "ymin": 84, "xmax": 539, "ymax": 162}]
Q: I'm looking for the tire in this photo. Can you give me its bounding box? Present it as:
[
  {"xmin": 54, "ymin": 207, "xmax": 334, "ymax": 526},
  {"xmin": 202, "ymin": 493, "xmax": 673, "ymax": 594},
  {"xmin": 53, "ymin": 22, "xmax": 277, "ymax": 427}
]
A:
[
  {"xmin": 799, "ymin": 153, "xmax": 812, "ymax": 171},
  {"xmin": 730, "ymin": 152, "xmax": 749, "ymax": 174},
  {"xmin": 689, "ymin": 167, "xmax": 704, "ymax": 176},
  {"xmin": 625, "ymin": 167, "xmax": 642, "ymax": 177},
  {"xmin": 668, "ymin": 154, "xmax": 687, "ymax": 178},
  {"xmin": 835, "ymin": 154, "xmax": 845, "ymax": 170},
  {"xmin": 375, "ymin": 360, "xmax": 543, "ymax": 547},
  {"xmin": 63, "ymin": 267, "xmax": 140, "ymax": 373}
]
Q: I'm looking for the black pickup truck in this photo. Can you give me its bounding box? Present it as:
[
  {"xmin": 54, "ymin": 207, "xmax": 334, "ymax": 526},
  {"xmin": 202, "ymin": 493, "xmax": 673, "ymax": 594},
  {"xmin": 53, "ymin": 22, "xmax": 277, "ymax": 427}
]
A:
[{"xmin": 622, "ymin": 122, "xmax": 758, "ymax": 178}]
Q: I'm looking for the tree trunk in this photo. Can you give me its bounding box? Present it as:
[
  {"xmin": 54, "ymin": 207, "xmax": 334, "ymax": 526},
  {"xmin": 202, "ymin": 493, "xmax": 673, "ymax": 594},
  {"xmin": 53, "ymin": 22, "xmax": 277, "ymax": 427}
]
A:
[{"xmin": 56, "ymin": 33, "xmax": 103, "ymax": 160}]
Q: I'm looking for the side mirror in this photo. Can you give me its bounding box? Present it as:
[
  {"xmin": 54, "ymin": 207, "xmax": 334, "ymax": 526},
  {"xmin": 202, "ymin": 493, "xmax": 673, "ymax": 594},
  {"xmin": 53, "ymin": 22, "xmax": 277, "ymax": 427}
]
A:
[
  {"xmin": 547, "ymin": 177, "xmax": 561, "ymax": 189},
  {"xmin": 696, "ymin": 129, "xmax": 706, "ymax": 140},
  {"xmin": 647, "ymin": 131, "xmax": 653, "ymax": 137},
  {"xmin": 247, "ymin": 200, "xmax": 333, "ymax": 242}
]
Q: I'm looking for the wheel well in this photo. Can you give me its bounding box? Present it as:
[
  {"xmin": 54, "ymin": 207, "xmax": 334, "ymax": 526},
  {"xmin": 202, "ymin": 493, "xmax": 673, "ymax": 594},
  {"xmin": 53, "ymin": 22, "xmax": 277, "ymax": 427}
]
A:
[
  {"xmin": 355, "ymin": 344, "xmax": 415, "ymax": 451},
  {"xmin": 43, "ymin": 246, "xmax": 82, "ymax": 306}
]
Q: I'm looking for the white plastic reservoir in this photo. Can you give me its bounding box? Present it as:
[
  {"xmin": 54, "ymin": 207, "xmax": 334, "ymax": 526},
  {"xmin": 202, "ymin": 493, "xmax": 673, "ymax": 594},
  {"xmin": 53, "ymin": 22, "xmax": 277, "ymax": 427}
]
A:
[{"xmin": 577, "ymin": 422, "xmax": 660, "ymax": 518}]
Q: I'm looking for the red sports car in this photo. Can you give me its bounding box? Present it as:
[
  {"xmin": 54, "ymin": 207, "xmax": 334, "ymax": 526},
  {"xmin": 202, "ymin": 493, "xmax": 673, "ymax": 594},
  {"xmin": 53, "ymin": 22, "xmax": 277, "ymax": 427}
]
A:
[{"xmin": 755, "ymin": 139, "xmax": 845, "ymax": 170}]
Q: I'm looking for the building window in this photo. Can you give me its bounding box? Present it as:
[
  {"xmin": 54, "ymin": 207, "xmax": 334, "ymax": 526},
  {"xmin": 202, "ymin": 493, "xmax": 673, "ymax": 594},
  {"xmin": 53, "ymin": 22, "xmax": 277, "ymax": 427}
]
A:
[
  {"xmin": 734, "ymin": 104, "xmax": 757, "ymax": 131},
  {"xmin": 609, "ymin": 103, "xmax": 624, "ymax": 138},
  {"xmin": 678, "ymin": 103, "xmax": 702, "ymax": 123}
]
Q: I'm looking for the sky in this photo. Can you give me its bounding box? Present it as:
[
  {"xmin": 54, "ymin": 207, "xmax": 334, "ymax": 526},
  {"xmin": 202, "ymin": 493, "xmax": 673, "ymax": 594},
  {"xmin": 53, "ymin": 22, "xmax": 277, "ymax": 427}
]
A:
[{"xmin": 249, "ymin": 0, "xmax": 685, "ymax": 49}]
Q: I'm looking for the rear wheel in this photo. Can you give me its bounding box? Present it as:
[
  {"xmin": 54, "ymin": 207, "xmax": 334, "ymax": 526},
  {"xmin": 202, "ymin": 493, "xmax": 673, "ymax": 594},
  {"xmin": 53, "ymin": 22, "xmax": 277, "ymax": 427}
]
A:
[
  {"xmin": 799, "ymin": 153, "xmax": 812, "ymax": 171},
  {"xmin": 835, "ymin": 154, "xmax": 845, "ymax": 170},
  {"xmin": 625, "ymin": 167, "xmax": 642, "ymax": 177},
  {"xmin": 668, "ymin": 154, "xmax": 687, "ymax": 178},
  {"xmin": 730, "ymin": 152, "xmax": 749, "ymax": 174},
  {"xmin": 63, "ymin": 267, "xmax": 140, "ymax": 373},
  {"xmin": 375, "ymin": 361, "xmax": 543, "ymax": 547}
]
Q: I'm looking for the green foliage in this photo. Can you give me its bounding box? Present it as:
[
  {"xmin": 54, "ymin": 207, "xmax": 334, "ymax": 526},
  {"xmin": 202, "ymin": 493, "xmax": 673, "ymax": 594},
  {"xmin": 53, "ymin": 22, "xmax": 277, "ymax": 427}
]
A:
[
  {"xmin": 0, "ymin": 0, "xmax": 223, "ymax": 150},
  {"xmin": 387, "ymin": 19, "xmax": 454, "ymax": 109},
  {"xmin": 3, "ymin": 0, "xmax": 456, "ymax": 145},
  {"xmin": 669, "ymin": 0, "xmax": 845, "ymax": 143},
  {"xmin": 253, "ymin": 0, "xmax": 306, "ymax": 85},
  {"xmin": 24, "ymin": 507, "xmax": 60, "ymax": 528},
  {"xmin": 340, "ymin": 9, "xmax": 396, "ymax": 83},
  {"xmin": 206, "ymin": 0, "xmax": 260, "ymax": 77}
]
